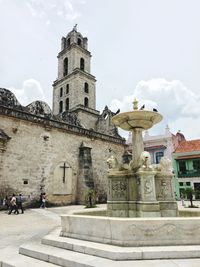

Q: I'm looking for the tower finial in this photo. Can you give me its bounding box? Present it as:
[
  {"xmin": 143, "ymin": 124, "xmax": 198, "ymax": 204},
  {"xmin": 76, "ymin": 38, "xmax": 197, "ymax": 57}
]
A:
[{"xmin": 73, "ymin": 24, "xmax": 77, "ymax": 31}]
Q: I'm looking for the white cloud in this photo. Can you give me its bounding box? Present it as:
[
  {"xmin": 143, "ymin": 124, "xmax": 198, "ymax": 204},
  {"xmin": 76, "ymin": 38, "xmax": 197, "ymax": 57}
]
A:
[
  {"xmin": 26, "ymin": 0, "xmax": 81, "ymax": 22},
  {"xmin": 9, "ymin": 79, "xmax": 46, "ymax": 106},
  {"xmin": 169, "ymin": 117, "xmax": 200, "ymax": 140},
  {"xmin": 110, "ymin": 79, "xmax": 200, "ymax": 139},
  {"xmin": 46, "ymin": 20, "xmax": 51, "ymax": 26},
  {"xmin": 134, "ymin": 79, "xmax": 200, "ymax": 119}
]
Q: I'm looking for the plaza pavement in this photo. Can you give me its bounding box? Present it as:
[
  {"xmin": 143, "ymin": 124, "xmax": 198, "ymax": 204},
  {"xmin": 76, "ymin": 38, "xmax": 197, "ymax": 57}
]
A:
[{"xmin": 1, "ymin": 202, "xmax": 200, "ymax": 266}]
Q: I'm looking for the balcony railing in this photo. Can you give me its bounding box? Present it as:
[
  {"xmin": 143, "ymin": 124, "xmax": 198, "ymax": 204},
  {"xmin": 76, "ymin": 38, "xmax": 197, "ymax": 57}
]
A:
[{"xmin": 178, "ymin": 170, "xmax": 200, "ymax": 178}]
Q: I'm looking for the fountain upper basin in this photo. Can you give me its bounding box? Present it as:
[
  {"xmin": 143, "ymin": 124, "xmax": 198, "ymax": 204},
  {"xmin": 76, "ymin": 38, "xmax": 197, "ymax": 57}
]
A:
[{"xmin": 112, "ymin": 110, "xmax": 163, "ymax": 130}]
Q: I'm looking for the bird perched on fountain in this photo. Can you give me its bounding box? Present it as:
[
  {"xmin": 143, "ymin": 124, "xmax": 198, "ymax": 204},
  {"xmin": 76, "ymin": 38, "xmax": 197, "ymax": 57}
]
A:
[
  {"xmin": 153, "ymin": 108, "xmax": 158, "ymax": 112},
  {"xmin": 115, "ymin": 109, "xmax": 120, "ymax": 115},
  {"xmin": 139, "ymin": 104, "xmax": 145, "ymax": 110}
]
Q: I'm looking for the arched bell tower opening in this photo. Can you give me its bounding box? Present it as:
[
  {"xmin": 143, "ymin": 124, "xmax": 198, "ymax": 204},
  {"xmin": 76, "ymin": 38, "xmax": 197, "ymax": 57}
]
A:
[
  {"xmin": 84, "ymin": 97, "xmax": 89, "ymax": 107},
  {"xmin": 63, "ymin": 58, "xmax": 68, "ymax": 76},
  {"xmin": 59, "ymin": 101, "xmax": 63, "ymax": 113},
  {"xmin": 80, "ymin": 58, "xmax": 85, "ymax": 71},
  {"xmin": 84, "ymin": 82, "xmax": 89, "ymax": 93},
  {"xmin": 66, "ymin": 98, "xmax": 69, "ymax": 111}
]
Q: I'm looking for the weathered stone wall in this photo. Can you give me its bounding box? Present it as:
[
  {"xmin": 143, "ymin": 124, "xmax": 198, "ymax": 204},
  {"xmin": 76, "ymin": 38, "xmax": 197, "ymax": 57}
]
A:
[
  {"xmin": 0, "ymin": 108, "xmax": 124, "ymax": 204},
  {"xmin": 72, "ymin": 108, "xmax": 99, "ymax": 130}
]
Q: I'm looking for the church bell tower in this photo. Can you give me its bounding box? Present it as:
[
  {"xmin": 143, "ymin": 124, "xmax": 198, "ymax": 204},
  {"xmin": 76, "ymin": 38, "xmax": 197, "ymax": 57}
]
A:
[{"xmin": 52, "ymin": 25, "xmax": 96, "ymax": 116}]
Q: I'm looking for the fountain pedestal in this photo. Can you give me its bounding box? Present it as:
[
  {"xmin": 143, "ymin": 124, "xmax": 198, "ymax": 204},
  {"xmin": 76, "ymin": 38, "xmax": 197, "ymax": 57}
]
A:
[
  {"xmin": 107, "ymin": 168, "xmax": 176, "ymax": 217},
  {"xmin": 107, "ymin": 170, "xmax": 136, "ymax": 217},
  {"xmin": 136, "ymin": 170, "xmax": 161, "ymax": 217},
  {"xmin": 155, "ymin": 171, "xmax": 178, "ymax": 217}
]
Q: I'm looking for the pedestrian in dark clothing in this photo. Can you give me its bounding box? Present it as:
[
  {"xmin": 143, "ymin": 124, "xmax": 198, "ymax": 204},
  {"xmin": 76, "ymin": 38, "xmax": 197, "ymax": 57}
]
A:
[
  {"xmin": 8, "ymin": 194, "xmax": 19, "ymax": 215},
  {"xmin": 40, "ymin": 193, "xmax": 46, "ymax": 208},
  {"xmin": 5, "ymin": 196, "xmax": 9, "ymax": 210},
  {"xmin": 16, "ymin": 194, "xmax": 24, "ymax": 214},
  {"xmin": 3, "ymin": 196, "xmax": 9, "ymax": 210}
]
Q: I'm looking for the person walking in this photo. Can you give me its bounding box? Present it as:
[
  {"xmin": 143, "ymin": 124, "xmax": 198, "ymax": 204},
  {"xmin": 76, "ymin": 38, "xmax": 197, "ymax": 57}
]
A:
[
  {"xmin": 16, "ymin": 193, "xmax": 24, "ymax": 214},
  {"xmin": 3, "ymin": 196, "xmax": 9, "ymax": 210},
  {"xmin": 8, "ymin": 194, "xmax": 19, "ymax": 215},
  {"xmin": 40, "ymin": 193, "xmax": 46, "ymax": 208}
]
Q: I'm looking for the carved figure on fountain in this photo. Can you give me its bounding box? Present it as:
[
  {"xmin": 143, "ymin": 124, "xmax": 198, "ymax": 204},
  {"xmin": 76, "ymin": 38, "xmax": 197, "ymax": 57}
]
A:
[
  {"xmin": 107, "ymin": 155, "xmax": 130, "ymax": 171},
  {"xmin": 152, "ymin": 156, "xmax": 173, "ymax": 173},
  {"xmin": 138, "ymin": 151, "xmax": 153, "ymax": 171}
]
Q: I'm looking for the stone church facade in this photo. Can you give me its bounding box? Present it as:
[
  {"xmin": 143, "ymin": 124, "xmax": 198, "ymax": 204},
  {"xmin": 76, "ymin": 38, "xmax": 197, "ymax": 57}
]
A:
[{"xmin": 0, "ymin": 27, "xmax": 125, "ymax": 204}]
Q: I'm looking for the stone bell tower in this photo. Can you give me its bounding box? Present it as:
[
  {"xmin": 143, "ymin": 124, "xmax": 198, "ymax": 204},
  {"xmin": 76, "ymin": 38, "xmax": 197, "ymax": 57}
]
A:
[{"xmin": 52, "ymin": 25, "xmax": 97, "ymax": 123}]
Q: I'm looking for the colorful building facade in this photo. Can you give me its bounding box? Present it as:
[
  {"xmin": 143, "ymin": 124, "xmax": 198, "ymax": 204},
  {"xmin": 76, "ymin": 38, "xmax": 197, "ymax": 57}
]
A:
[{"xmin": 173, "ymin": 140, "xmax": 200, "ymax": 199}]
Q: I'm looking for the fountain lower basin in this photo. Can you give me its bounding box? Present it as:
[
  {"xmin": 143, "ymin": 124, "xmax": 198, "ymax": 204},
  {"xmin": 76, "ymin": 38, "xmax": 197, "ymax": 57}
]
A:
[{"xmin": 60, "ymin": 213, "xmax": 200, "ymax": 247}]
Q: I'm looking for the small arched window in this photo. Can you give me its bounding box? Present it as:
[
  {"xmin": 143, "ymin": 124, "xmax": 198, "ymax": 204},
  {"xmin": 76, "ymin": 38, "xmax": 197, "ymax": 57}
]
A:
[
  {"xmin": 67, "ymin": 38, "xmax": 71, "ymax": 46},
  {"xmin": 84, "ymin": 82, "xmax": 89, "ymax": 93},
  {"xmin": 66, "ymin": 98, "xmax": 69, "ymax": 111},
  {"xmin": 66, "ymin": 84, "xmax": 69, "ymax": 94},
  {"xmin": 77, "ymin": 38, "xmax": 82, "ymax": 46},
  {"xmin": 59, "ymin": 101, "xmax": 63, "ymax": 113},
  {"xmin": 80, "ymin": 58, "xmax": 85, "ymax": 71},
  {"xmin": 155, "ymin": 151, "xmax": 164, "ymax": 164},
  {"xmin": 63, "ymin": 57, "xmax": 68, "ymax": 76},
  {"xmin": 84, "ymin": 97, "xmax": 89, "ymax": 107},
  {"xmin": 60, "ymin": 87, "xmax": 63, "ymax": 97}
]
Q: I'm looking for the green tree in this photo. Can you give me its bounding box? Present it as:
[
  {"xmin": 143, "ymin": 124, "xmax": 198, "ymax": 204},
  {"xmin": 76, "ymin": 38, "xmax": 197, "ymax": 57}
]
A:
[
  {"xmin": 85, "ymin": 189, "xmax": 96, "ymax": 208},
  {"xmin": 182, "ymin": 187, "xmax": 195, "ymax": 207}
]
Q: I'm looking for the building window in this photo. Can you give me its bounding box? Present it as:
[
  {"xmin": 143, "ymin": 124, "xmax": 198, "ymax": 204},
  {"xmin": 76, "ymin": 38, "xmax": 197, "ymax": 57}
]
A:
[
  {"xmin": 66, "ymin": 84, "xmax": 69, "ymax": 94},
  {"xmin": 64, "ymin": 57, "xmax": 68, "ymax": 76},
  {"xmin": 67, "ymin": 38, "xmax": 70, "ymax": 46},
  {"xmin": 84, "ymin": 82, "xmax": 89, "ymax": 93},
  {"xmin": 60, "ymin": 87, "xmax": 63, "ymax": 97},
  {"xmin": 179, "ymin": 161, "xmax": 187, "ymax": 174},
  {"xmin": 66, "ymin": 98, "xmax": 69, "ymax": 111},
  {"xmin": 78, "ymin": 38, "xmax": 82, "ymax": 46},
  {"xmin": 80, "ymin": 58, "xmax": 85, "ymax": 71},
  {"xmin": 155, "ymin": 151, "xmax": 164, "ymax": 164},
  {"xmin": 186, "ymin": 182, "xmax": 191, "ymax": 186},
  {"xmin": 179, "ymin": 182, "xmax": 183, "ymax": 186},
  {"xmin": 193, "ymin": 160, "xmax": 200, "ymax": 171},
  {"xmin": 59, "ymin": 101, "xmax": 63, "ymax": 113},
  {"xmin": 23, "ymin": 180, "xmax": 28, "ymax": 185},
  {"xmin": 84, "ymin": 97, "xmax": 88, "ymax": 107}
]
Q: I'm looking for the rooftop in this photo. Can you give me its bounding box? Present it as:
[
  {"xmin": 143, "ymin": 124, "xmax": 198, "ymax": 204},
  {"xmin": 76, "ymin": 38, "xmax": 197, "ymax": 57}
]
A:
[{"xmin": 175, "ymin": 139, "xmax": 200, "ymax": 153}]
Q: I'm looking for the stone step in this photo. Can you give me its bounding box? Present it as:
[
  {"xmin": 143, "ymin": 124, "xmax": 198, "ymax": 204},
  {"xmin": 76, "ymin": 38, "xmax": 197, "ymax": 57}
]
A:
[
  {"xmin": 19, "ymin": 232, "xmax": 200, "ymax": 267},
  {"xmin": 41, "ymin": 228, "xmax": 200, "ymax": 261},
  {"xmin": 0, "ymin": 254, "xmax": 59, "ymax": 267},
  {"xmin": 19, "ymin": 241, "xmax": 112, "ymax": 267},
  {"xmin": 42, "ymin": 228, "xmax": 141, "ymax": 260}
]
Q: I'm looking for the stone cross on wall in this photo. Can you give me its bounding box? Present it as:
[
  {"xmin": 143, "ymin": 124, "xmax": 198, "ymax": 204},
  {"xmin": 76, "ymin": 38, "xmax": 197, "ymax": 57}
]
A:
[{"xmin": 60, "ymin": 163, "xmax": 70, "ymax": 183}]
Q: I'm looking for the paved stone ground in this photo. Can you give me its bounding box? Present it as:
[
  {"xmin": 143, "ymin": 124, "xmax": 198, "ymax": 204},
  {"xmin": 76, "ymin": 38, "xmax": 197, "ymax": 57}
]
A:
[{"xmin": 1, "ymin": 202, "xmax": 200, "ymax": 267}]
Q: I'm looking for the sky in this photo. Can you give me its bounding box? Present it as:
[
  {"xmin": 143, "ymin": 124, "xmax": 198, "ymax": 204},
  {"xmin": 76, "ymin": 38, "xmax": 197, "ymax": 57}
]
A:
[{"xmin": 1, "ymin": 0, "xmax": 200, "ymax": 140}]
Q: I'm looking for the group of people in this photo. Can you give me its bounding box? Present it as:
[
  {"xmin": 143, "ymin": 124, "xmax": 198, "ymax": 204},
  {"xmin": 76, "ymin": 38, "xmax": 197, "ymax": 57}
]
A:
[
  {"xmin": 7, "ymin": 194, "xmax": 24, "ymax": 215},
  {"xmin": 3, "ymin": 192, "xmax": 46, "ymax": 214}
]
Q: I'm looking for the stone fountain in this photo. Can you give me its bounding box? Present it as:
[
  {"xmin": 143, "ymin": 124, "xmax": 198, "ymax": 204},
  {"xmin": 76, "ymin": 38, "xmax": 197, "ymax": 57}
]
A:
[
  {"xmin": 58, "ymin": 100, "xmax": 200, "ymax": 252},
  {"xmin": 107, "ymin": 98, "xmax": 178, "ymax": 217}
]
